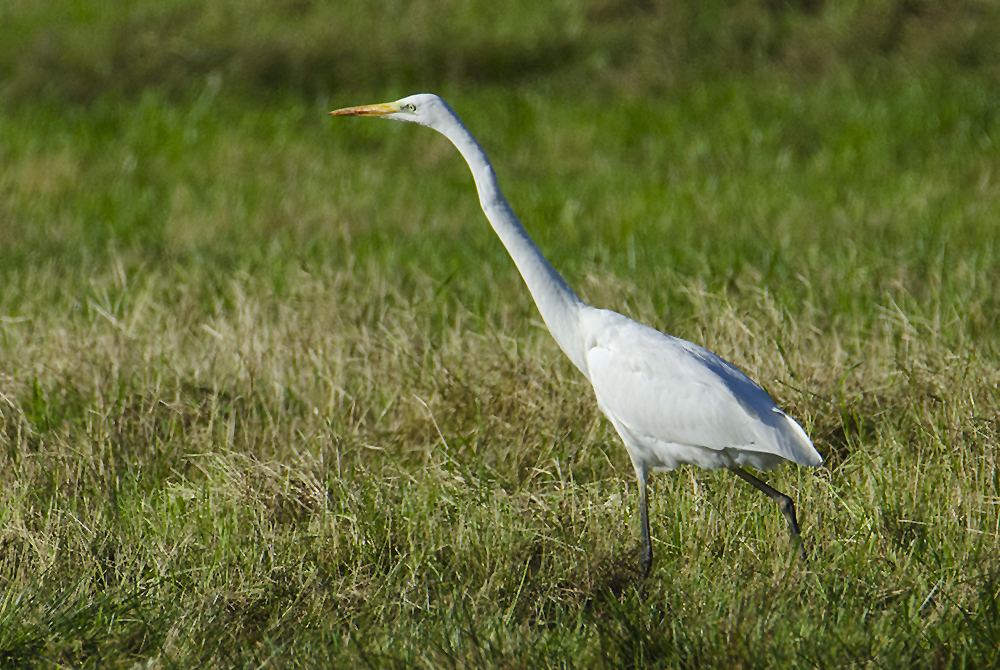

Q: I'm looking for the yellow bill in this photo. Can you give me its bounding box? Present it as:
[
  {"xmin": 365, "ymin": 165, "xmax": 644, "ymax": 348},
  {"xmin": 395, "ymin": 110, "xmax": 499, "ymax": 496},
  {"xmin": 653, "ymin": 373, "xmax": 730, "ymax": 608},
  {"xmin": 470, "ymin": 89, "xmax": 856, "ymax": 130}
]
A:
[{"xmin": 329, "ymin": 102, "xmax": 397, "ymax": 117}]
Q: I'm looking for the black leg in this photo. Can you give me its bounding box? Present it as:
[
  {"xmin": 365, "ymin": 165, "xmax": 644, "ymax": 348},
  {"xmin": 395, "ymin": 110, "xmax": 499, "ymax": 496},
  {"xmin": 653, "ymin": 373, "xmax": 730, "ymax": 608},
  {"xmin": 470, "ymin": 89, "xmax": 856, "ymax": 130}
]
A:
[
  {"xmin": 729, "ymin": 466, "xmax": 809, "ymax": 565},
  {"xmin": 638, "ymin": 474, "xmax": 653, "ymax": 580}
]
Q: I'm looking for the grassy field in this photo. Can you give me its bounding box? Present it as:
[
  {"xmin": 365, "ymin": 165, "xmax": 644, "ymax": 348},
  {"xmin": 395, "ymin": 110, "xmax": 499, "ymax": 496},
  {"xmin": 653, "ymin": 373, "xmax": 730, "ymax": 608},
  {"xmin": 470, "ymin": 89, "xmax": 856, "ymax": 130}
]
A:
[{"xmin": 2, "ymin": 0, "xmax": 1000, "ymax": 667}]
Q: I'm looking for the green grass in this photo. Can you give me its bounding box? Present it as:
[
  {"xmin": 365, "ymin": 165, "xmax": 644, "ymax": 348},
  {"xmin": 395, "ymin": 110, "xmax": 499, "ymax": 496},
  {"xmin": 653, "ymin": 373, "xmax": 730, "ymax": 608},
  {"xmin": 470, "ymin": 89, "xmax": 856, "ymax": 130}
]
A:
[{"xmin": 2, "ymin": 1, "xmax": 1000, "ymax": 667}]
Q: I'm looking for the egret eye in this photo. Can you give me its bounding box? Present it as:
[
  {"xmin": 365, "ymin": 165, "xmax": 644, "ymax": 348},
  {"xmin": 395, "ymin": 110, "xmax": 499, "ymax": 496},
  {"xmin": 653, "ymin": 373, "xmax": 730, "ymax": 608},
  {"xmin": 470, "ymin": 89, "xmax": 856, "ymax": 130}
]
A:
[{"xmin": 405, "ymin": 103, "xmax": 417, "ymax": 112}]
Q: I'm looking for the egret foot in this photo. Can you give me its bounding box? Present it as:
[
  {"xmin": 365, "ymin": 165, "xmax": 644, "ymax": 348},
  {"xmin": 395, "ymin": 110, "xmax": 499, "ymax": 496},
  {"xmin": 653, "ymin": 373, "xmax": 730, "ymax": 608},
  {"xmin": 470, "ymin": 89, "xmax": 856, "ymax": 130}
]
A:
[{"xmin": 730, "ymin": 466, "xmax": 810, "ymax": 566}]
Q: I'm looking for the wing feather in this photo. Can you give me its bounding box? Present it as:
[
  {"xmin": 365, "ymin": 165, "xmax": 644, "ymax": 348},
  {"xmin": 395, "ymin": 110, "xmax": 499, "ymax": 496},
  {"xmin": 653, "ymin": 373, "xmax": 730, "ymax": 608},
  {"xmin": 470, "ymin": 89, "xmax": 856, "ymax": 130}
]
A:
[{"xmin": 583, "ymin": 310, "xmax": 821, "ymax": 470}]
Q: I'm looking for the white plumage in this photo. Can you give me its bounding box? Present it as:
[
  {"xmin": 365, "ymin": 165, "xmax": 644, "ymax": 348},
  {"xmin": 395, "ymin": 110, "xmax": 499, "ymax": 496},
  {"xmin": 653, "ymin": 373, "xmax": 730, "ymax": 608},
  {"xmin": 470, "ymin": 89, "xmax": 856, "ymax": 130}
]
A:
[
  {"xmin": 332, "ymin": 94, "xmax": 822, "ymax": 577},
  {"xmin": 583, "ymin": 308, "xmax": 820, "ymax": 472}
]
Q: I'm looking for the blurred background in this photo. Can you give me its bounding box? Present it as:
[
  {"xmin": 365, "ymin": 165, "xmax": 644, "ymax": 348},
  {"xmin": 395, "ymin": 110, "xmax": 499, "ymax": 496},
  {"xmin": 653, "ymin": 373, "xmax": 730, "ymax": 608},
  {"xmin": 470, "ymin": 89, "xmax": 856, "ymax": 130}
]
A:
[
  {"xmin": 3, "ymin": 0, "xmax": 999, "ymax": 105},
  {"xmin": 1, "ymin": 0, "xmax": 999, "ymax": 327}
]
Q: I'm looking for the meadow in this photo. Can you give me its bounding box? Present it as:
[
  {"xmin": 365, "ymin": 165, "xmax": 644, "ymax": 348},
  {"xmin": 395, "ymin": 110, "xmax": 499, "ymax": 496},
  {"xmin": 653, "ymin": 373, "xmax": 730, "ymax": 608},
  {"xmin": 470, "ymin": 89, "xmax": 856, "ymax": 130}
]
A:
[{"xmin": 1, "ymin": 0, "xmax": 1000, "ymax": 666}]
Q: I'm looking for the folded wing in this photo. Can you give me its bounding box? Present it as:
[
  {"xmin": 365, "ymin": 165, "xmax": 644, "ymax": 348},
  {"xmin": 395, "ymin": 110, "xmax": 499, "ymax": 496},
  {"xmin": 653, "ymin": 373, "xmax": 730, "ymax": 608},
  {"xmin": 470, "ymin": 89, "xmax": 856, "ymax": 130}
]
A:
[{"xmin": 583, "ymin": 310, "xmax": 821, "ymax": 470}]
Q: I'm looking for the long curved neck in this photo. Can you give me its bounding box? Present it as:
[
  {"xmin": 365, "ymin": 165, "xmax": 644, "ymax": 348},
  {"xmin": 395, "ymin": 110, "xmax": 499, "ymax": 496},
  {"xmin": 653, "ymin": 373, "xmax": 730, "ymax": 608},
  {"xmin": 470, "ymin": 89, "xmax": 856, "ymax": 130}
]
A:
[{"xmin": 431, "ymin": 111, "xmax": 589, "ymax": 374}]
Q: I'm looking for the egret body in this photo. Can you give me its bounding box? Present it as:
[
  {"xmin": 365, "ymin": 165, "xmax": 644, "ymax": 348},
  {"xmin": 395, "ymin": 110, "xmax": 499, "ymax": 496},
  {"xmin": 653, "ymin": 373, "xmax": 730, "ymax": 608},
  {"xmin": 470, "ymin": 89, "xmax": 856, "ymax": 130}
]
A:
[{"xmin": 331, "ymin": 94, "xmax": 822, "ymax": 577}]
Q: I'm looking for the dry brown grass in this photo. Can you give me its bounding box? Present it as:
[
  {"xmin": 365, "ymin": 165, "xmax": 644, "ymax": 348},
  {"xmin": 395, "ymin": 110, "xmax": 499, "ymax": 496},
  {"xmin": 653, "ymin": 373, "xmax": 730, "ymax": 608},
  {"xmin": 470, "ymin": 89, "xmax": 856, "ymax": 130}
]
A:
[{"xmin": 1, "ymin": 246, "xmax": 998, "ymax": 665}]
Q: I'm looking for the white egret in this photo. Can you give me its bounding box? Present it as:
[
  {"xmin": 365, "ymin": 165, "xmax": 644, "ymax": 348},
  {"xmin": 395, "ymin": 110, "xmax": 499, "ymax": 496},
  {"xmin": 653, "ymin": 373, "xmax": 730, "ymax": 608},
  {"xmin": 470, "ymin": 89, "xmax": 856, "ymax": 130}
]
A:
[{"xmin": 331, "ymin": 94, "xmax": 822, "ymax": 578}]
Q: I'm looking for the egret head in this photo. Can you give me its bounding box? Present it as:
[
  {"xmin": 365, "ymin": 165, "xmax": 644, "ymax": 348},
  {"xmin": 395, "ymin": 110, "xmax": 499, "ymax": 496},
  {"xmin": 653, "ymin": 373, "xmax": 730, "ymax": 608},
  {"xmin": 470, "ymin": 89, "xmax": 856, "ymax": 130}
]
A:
[{"xmin": 330, "ymin": 93, "xmax": 453, "ymax": 130}]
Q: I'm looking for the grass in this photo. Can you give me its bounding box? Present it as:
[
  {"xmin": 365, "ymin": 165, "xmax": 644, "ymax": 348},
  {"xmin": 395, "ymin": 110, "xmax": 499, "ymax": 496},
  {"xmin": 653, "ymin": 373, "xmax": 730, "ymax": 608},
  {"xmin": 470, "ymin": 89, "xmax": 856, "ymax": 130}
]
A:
[{"xmin": 2, "ymin": 0, "xmax": 1000, "ymax": 667}]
